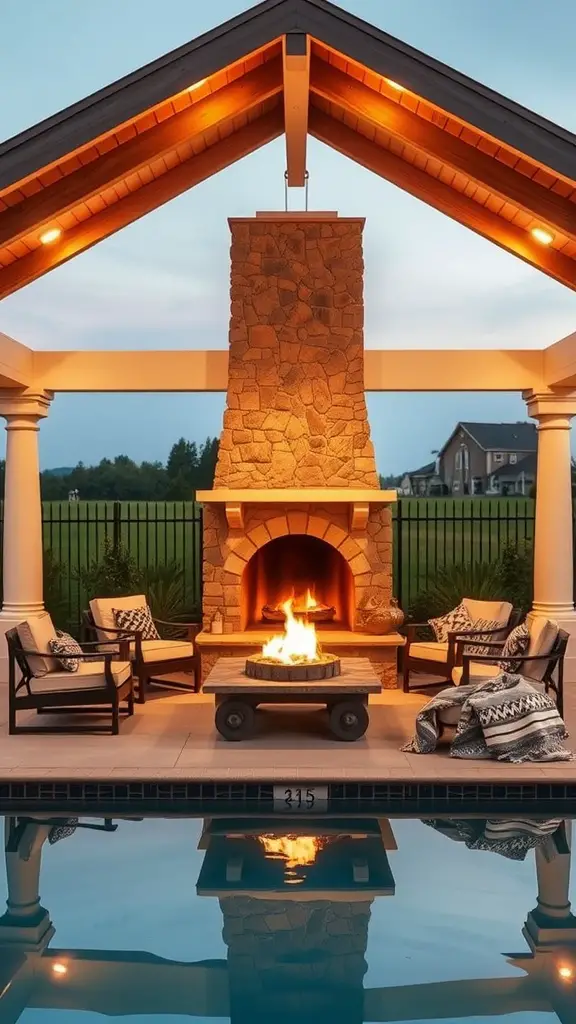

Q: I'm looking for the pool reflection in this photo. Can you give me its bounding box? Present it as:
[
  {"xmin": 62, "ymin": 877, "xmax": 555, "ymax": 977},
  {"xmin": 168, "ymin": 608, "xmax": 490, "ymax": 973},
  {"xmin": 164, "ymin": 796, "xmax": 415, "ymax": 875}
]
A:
[{"xmin": 0, "ymin": 815, "xmax": 574, "ymax": 1023}]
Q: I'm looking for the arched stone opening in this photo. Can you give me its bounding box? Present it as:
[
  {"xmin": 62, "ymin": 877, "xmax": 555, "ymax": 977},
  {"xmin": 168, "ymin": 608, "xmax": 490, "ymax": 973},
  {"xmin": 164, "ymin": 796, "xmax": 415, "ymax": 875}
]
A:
[{"xmin": 241, "ymin": 533, "xmax": 354, "ymax": 630}]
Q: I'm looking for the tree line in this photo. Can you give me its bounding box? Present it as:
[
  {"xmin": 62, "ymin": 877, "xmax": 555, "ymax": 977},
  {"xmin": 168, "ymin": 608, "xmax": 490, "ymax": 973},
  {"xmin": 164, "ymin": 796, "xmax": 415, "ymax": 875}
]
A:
[{"xmin": 0, "ymin": 437, "xmax": 220, "ymax": 501}]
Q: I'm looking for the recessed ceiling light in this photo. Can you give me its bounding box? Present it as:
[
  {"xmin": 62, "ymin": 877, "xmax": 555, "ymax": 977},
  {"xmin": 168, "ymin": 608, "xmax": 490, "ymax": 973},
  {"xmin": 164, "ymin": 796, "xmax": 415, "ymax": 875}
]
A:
[
  {"xmin": 530, "ymin": 227, "xmax": 554, "ymax": 245},
  {"xmin": 52, "ymin": 962, "xmax": 68, "ymax": 976},
  {"xmin": 386, "ymin": 79, "xmax": 404, "ymax": 91},
  {"xmin": 39, "ymin": 228, "xmax": 62, "ymax": 245},
  {"xmin": 188, "ymin": 78, "xmax": 207, "ymax": 92}
]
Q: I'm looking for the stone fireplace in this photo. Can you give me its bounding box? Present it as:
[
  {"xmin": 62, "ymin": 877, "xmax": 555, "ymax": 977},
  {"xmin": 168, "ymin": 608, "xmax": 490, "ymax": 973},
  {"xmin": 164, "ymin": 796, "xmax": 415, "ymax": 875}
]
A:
[{"xmin": 196, "ymin": 212, "xmax": 403, "ymax": 686}]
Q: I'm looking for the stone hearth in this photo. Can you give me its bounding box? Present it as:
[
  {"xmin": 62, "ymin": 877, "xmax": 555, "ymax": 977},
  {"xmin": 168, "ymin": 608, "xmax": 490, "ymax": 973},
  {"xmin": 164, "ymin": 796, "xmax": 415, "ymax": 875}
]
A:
[{"xmin": 197, "ymin": 212, "xmax": 403, "ymax": 686}]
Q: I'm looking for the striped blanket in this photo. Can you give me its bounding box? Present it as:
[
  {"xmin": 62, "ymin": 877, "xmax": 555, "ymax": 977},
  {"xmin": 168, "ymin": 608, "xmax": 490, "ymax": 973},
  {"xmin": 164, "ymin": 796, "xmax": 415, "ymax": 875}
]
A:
[
  {"xmin": 402, "ymin": 673, "xmax": 573, "ymax": 762},
  {"xmin": 421, "ymin": 817, "xmax": 564, "ymax": 860}
]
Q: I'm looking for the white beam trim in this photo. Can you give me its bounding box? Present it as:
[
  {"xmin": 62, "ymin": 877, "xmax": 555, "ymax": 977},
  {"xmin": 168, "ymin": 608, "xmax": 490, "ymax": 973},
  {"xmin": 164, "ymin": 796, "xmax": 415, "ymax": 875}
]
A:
[
  {"xmin": 29, "ymin": 348, "xmax": 546, "ymax": 392},
  {"xmin": 0, "ymin": 332, "xmax": 34, "ymax": 388},
  {"xmin": 543, "ymin": 330, "xmax": 576, "ymax": 388}
]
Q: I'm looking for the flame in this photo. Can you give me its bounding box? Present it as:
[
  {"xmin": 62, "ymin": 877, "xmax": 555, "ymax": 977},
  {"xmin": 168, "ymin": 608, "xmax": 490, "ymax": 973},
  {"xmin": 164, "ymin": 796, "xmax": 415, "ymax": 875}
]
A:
[
  {"xmin": 304, "ymin": 587, "xmax": 318, "ymax": 610},
  {"xmin": 259, "ymin": 835, "xmax": 323, "ymax": 867},
  {"xmin": 261, "ymin": 598, "xmax": 319, "ymax": 664}
]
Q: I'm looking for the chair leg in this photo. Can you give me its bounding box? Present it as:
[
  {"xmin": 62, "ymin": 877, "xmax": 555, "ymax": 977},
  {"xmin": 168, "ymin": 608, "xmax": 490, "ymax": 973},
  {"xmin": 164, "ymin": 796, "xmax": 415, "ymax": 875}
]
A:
[
  {"xmin": 127, "ymin": 688, "xmax": 135, "ymax": 716},
  {"xmin": 112, "ymin": 702, "xmax": 120, "ymax": 735},
  {"xmin": 402, "ymin": 659, "xmax": 411, "ymax": 693},
  {"xmin": 137, "ymin": 671, "xmax": 147, "ymax": 704},
  {"xmin": 9, "ymin": 700, "xmax": 16, "ymax": 736}
]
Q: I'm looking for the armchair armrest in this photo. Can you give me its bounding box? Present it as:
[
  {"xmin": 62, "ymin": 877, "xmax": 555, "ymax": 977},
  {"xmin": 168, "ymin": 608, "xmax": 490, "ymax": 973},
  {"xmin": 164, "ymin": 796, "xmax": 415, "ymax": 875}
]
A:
[
  {"xmin": 405, "ymin": 622, "xmax": 435, "ymax": 642},
  {"xmin": 459, "ymin": 650, "xmax": 558, "ymax": 685},
  {"xmin": 153, "ymin": 618, "xmax": 201, "ymax": 642},
  {"xmin": 453, "ymin": 635, "xmax": 505, "ymax": 667}
]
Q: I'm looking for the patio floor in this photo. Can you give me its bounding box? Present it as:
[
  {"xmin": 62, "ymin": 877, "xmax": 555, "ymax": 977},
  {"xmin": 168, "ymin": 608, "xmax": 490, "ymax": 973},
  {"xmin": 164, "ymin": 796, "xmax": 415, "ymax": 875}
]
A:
[{"xmin": 0, "ymin": 678, "xmax": 574, "ymax": 783}]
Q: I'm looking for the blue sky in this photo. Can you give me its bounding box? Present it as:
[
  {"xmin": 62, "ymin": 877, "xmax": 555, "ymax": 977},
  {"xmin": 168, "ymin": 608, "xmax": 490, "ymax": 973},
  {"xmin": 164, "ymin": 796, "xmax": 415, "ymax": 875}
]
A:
[{"xmin": 1, "ymin": 0, "xmax": 575, "ymax": 475}]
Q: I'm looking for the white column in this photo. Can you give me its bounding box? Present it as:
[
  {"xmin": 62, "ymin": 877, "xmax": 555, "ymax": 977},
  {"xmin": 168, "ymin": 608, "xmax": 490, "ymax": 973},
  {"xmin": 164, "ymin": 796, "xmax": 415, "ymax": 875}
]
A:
[
  {"xmin": 524, "ymin": 389, "xmax": 576, "ymax": 682},
  {"xmin": 0, "ymin": 389, "xmax": 52, "ymax": 683}
]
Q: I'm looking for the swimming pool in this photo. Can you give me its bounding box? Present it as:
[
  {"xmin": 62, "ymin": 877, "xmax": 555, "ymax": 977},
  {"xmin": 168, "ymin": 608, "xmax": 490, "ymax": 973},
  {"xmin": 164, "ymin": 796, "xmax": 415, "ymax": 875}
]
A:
[{"xmin": 0, "ymin": 816, "xmax": 574, "ymax": 1023}]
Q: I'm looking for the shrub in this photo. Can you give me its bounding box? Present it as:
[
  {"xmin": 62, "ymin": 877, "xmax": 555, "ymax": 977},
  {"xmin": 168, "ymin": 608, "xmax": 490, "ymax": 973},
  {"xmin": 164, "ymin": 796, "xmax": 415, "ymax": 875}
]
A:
[
  {"xmin": 75, "ymin": 539, "xmax": 143, "ymax": 598},
  {"xmin": 406, "ymin": 543, "xmax": 534, "ymax": 622}
]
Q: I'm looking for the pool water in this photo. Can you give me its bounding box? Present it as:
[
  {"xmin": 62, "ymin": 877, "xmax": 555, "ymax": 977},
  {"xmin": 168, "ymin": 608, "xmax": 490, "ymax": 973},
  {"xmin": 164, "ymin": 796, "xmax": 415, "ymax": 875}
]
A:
[{"xmin": 0, "ymin": 815, "xmax": 574, "ymax": 1023}]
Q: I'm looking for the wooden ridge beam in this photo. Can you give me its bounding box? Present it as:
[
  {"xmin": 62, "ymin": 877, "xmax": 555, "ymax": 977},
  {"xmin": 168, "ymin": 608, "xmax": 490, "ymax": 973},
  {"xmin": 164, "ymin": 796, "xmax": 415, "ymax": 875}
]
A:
[
  {"xmin": 309, "ymin": 59, "xmax": 576, "ymax": 244},
  {"xmin": 0, "ymin": 109, "xmax": 284, "ymax": 299},
  {"xmin": 282, "ymin": 32, "xmax": 310, "ymax": 187},
  {"xmin": 309, "ymin": 107, "xmax": 576, "ymax": 291},
  {"xmin": 0, "ymin": 57, "xmax": 283, "ymax": 250}
]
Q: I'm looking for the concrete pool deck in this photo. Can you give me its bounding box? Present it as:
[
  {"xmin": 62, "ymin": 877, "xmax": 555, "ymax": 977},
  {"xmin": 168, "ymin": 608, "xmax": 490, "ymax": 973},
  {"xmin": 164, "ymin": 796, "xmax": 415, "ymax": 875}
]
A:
[{"xmin": 0, "ymin": 681, "xmax": 574, "ymax": 784}]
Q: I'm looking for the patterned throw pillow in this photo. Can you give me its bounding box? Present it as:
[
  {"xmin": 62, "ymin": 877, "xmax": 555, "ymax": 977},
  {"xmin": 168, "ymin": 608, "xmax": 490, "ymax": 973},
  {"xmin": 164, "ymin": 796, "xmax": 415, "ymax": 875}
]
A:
[
  {"xmin": 498, "ymin": 622, "xmax": 530, "ymax": 672},
  {"xmin": 462, "ymin": 618, "xmax": 505, "ymax": 658},
  {"xmin": 428, "ymin": 601, "xmax": 472, "ymax": 643},
  {"xmin": 113, "ymin": 604, "xmax": 160, "ymax": 641},
  {"xmin": 48, "ymin": 630, "xmax": 83, "ymax": 672}
]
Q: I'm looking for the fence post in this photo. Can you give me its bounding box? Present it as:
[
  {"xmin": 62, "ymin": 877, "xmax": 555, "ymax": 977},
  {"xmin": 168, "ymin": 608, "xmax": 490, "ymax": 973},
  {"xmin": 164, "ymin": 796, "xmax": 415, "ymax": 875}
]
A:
[
  {"xmin": 112, "ymin": 501, "xmax": 121, "ymax": 554},
  {"xmin": 395, "ymin": 500, "xmax": 403, "ymax": 609}
]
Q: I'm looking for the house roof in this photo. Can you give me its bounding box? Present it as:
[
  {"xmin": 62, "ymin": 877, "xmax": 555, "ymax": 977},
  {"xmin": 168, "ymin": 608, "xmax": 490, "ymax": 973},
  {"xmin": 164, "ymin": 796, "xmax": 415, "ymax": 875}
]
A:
[
  {"xmin": 490, "ymin": 451, "xmax": 537, "ymax": 479},
  {"xmin": 406, "ymin": 461, "xmax": 436, "ymax": 477},
  {"xmin": 1, "ymin": 0, "xmax": 575, "ymax": 299},
  {"xmin": 442, "ymin": 421, "xmax": 538, "ymax": 454}
]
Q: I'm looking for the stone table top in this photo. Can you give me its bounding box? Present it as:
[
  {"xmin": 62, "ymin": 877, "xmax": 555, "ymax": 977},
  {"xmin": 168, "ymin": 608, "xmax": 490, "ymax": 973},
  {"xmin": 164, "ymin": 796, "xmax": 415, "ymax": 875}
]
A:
[{"xmin": 202, "ymin": 656, "xmax": 381, "ymax": 695}]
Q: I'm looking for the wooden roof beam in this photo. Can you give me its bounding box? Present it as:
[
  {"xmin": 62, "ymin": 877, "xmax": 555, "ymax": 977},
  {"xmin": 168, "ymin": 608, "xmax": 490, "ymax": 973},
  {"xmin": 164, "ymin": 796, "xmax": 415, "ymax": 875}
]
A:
[
  {"xmin": 0, "ymin": 109, "xmax": 284, "ymax": 299},
  {"xmin": 282, "ymin": 32, "xmax": 310, "ymax": 187},
  {"xmin": 0, "ymin": 57, "xmax": 283, "ymax": 251},
  {"xmin": 309, "ymin": 107, "xmax": 576, "ymax": 292},
  {"xmin": 309, "ymin": 59, "xmax": 576, "ymax": 244}
]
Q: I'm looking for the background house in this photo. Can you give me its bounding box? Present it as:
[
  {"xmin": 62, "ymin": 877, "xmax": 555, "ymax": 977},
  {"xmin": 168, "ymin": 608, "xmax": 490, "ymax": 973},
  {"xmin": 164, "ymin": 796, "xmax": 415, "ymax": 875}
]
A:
[{"xmin": 400, "ymin": 422, "xmax": 538, "ymax": 496}]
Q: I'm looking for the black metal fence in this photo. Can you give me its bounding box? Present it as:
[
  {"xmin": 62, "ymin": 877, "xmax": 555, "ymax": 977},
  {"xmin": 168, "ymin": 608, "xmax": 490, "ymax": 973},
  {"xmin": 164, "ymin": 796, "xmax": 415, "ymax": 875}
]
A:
[
  {"xmin": 0, "ymin": 497, "xmax": 541, "ymax": 626},
  {"xmin": 393, "ymin": 497, "xmax": 536, "ymax": 609}
]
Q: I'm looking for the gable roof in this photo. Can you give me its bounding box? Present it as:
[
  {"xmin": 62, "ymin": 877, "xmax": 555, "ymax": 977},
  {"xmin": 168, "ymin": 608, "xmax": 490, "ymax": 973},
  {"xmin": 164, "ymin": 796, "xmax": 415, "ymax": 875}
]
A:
[
  {"xmin": 456, "ymin": 421, "xmax": 537, "ymax": 452},
  {"xmin": 1, "ymin": 0, "xmax": 575, "ymax": 299},
  {"xmin": 490, "ymin": 451, "xmax": 537, "ymax": 479},
  {"xmin": 405, "ymin": 461, "xmax": 436, "ymax": 478}
]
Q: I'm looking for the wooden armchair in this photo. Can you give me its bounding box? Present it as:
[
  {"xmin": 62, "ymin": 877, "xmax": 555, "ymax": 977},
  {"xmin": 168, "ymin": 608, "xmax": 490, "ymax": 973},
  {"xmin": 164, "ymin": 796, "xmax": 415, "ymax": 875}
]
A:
[
  {"xmin": 83, "ymin": 594, "xmax": 201, "ymax": 703},
  {"xmin": 403, "ymin": 600, "xmax": 522, "ymax": 693},
  {"xmin": 7, "ymin": 627, "xmax": 134, "ymax": 735}
]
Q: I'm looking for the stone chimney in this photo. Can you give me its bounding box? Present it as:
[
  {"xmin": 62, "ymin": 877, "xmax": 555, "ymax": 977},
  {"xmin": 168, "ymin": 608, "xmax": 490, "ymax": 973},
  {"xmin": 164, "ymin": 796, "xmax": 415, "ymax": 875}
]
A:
[{"xmin": 214, "ymin": 213, "xmax": 379, "ymax": 489}]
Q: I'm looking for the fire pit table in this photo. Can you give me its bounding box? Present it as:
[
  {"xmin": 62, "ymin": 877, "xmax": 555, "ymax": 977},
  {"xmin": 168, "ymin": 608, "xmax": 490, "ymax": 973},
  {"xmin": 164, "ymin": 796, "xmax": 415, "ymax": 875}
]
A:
[{"xmin": 203, "ymin": 656, "xmax": 381, "ymax": 741}]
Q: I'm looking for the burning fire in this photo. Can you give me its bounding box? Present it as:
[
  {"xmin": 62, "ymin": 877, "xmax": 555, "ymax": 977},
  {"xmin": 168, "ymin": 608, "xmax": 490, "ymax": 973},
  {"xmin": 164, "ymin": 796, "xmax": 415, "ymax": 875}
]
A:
[
  {"xmin": 258, "ymin": 835, "xmax": 324, "ymax": 868},
  {"xmin": 261, "ymin": 597, "xmax": 320, "ymax": 665}
]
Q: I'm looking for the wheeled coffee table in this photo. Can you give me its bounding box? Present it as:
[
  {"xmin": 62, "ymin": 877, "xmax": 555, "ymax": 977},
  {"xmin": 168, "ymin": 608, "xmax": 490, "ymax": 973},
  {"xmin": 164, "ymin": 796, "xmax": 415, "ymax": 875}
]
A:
[{"xmin": 203, "ymin": 656, "xmax": 381, "ymax": 741}]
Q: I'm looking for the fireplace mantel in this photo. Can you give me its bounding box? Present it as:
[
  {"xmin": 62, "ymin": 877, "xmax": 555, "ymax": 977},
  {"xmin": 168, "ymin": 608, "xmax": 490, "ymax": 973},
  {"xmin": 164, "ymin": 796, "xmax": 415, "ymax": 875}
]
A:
[{"xmin": 196, "ymin": 489, "xmax": 397, "ymax": 531}]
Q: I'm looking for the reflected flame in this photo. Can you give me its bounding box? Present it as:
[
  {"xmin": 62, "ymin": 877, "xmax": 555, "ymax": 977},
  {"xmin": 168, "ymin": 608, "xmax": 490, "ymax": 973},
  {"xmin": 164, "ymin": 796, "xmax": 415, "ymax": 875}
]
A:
[
  {"xmin": 259, "ymin": 835, "xmax": 323, "ymax": 867},
  {"xmin": 262, "ymin": 598, "xmax": 319, "ymax": 664}
]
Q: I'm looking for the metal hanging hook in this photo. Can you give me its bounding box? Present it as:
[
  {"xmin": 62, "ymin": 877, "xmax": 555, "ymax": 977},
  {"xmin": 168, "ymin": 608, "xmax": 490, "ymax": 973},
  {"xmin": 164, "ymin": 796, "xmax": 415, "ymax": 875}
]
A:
[{"xmin": 284, "ymin": 170, "xmax": 310, "ymax": 211}]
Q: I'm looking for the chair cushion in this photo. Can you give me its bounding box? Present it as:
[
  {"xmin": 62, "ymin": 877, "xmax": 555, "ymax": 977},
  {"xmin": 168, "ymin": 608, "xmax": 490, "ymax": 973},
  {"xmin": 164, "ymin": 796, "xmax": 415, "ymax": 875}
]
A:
[
  {"xmin": 437, "ymin": 705, "xmax": 462, "ymax": 726},
  {"xmin": 97, "ymin": 639, "xmax": 195, "ymax": 663},
  {"xmin": 409, "ymin": 641, "xmax": 449, "ymax": 664},
  {"xmin": 29, "ymin": 660, "xmax": 132, "ymax": 694},
  {"xmin": 49, "ymin": 631, "xmax": 83, "ymax": 672},
  {"xmin": 17, "ymin": 613, "xmax": 59, "ymax": 677},
  {"xmin": 428, "ymin": 602, "xmax": 472, "ymax": 643},
  {"xmin": 462, "ymin": 599, "xmax": 512, "ymax": 628},
  {"xmin": 452, "ymin": 663, "xmax": 502, "ymax": 686},
  {"xmin": 89, "ymin": 595, "xmax": 146, "ymax": 642},
  {"xmin": 114, "ymin": 604, "xmax": 160, "ymax": 641},
  {"xmin": 498, "ymin": 622, "xmax": 530, "ymax": 672},
  {"xmin": 525, "ymin": 617, "xmax": 559, "ymax": 682}
]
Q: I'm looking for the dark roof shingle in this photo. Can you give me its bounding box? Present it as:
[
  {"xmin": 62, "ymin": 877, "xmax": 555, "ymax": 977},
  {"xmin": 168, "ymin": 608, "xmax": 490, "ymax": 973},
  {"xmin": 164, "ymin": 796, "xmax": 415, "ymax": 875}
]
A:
[{"xmin": 459, "ymin": 422, "xmax": 537, "ymax": 452}]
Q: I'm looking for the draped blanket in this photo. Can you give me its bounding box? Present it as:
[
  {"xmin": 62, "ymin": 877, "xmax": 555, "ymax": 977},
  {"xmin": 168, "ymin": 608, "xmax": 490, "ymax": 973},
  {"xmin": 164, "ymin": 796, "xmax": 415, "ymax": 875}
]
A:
[
  {"xmin": 421, "ymin": 817, "xmax": 564, "ymax": 860},
  {"xmin": 402, "ymin": 674, "xmax": 573, "ymax": 762}
]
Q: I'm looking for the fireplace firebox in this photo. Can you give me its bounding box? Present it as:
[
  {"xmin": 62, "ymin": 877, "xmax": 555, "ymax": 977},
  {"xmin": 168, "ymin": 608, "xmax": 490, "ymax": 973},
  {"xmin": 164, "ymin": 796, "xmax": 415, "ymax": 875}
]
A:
[{"xmin": 242, "ymin": 534, "xmax": 353, "ymax": 630}]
